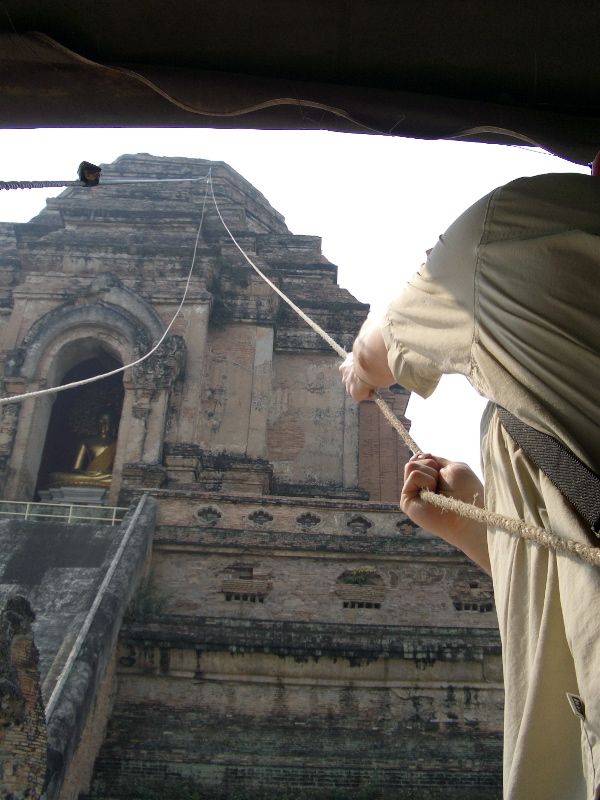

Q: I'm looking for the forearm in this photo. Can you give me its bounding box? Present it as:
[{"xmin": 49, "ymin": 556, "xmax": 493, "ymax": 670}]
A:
[
  {"xmin": 352, "ymin": 318, "xmax": 395, "ymax": 388},
  {"xmin": 401, "ymin": 455, "xmax": 492, "ymax": 576},
  {"xmin": 340, "ymin": 318, "xmax": 395, "ymax": 401},
  {"xmin": 434, "ymin": 516, "xmax": 491, "ymax": 576}
]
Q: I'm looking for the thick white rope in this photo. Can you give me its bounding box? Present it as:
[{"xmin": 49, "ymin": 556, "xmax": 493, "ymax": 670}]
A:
[
  {"xmin": 209, "ymin": 177, "xmax": 427, "ymax": 456},
  {"xmin": 423, "ymin": 490, "xmax": 600, "ymax": 567},
  {"xmin": 2, "ymin": 168, "xmax": 598, "ymax": 567},
  {"xmin": 208, "ymin": 179, "xmax": 350, "ymax": 359},
  {"xmin": 0, "ymin": 174, "xmax": 212, "ymax": 405},
  {"xmin": 208, "ymin": 180, "xmax": 600, "ymax": 569}
]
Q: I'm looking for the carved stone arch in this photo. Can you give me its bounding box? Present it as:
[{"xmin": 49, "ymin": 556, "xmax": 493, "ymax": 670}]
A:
[
  {"xmin": 26, "ymin": 325, "xmax": 134, "ymax": 390},
  {"xmin": 17, "ymin": 304, "xmax": 153, "ymax": 383},
  {"xmin": 8, "ymin": 272, "xmax": 164, "ymax": 380},
  {"xmin": 87, "ymin": 273, "xmax": 166, "ymax": 342},
  {"xmin": 2, "ymin": 323, "xmax": 134, "ymax": 503},
  {"xmin": 1, "ymin": 279, "xmax": 173, "ymax": 503}
]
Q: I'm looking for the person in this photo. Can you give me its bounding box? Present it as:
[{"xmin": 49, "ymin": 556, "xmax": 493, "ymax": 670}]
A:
[{"xmin": 340, "ymin": 172, "xmax": 600, "ymax": 800}]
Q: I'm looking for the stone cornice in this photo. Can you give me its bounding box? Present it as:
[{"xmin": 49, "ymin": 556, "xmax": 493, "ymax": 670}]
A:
[{"xmin": 121, "ymin": 615, "xmax": 502, "ymax": 661}]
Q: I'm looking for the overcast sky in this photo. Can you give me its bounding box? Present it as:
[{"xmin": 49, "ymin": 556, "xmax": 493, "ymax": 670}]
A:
[{"xmin": 0, "ymin": 128, "xmax": 589, "ymax": 475}]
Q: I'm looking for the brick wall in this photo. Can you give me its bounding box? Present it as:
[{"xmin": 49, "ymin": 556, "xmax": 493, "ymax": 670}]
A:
[
  {"xmin": 88, "ymin": 640, "xmax": 503, "ymax": 800},
  {"xmin": 359, "ymin": 387, "xmax": 412, "ymax": 502}
]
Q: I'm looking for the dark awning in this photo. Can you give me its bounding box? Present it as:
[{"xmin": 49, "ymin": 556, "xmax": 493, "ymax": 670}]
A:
[{"xmin": 1, "ymin": 1, "xmax": 599, "ymax": 164}]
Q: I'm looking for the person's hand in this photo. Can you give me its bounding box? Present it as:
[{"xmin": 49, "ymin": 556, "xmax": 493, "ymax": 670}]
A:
[
  {"xmin": 339, "ymin": 318, "xmax": 395, "ymax": 401},
  {"xmin": 339, "ymin": 353, "xmax": 376, "ymax": 401},
  {"xmin": 401, "ymin": 453, "xmax": 491, "ymax": 574}
]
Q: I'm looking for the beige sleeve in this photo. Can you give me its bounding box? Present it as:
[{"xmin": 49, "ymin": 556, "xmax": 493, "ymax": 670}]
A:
[{"xmin": 380, "ymin": 191, "xmax": 493, "ymax": 398}]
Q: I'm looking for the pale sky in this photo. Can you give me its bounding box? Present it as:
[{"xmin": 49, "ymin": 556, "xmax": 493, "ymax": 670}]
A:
[{"xmin": 0, "ymin": 128, "xmax": 589, "ymax": 476}]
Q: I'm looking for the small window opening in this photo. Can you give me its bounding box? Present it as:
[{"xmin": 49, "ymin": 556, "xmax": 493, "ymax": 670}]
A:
[{"xmin": 225, "ymin": 593, "xmax": 264, "ymax": 604}]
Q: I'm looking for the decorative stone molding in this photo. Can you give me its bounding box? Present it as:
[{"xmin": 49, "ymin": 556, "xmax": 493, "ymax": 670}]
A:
[
  {"xmin": 247, "ymin": 509, "xmax": 274, "ymax": 527},
  {"xmin": 296, "ymin": 512, "xmax": 322, "ymax": 529},
  {"xmin": 396, "ymin": 520, "xmax": 417, "ymax": 535},
  {"xmin": 120, "ymin": 463, "xmax": 167, "ymax": 489},
  {"xmin": 132, "ymin": 335, "xmax": 186, "ymax": 391},
  {"xmin": 346, "ymin": 515, "xmax": 372, "ymax": 533},
  {"xmin": 3, "ymin": 350, "xmax": 24, "ymax": 378},
  {"xmin": 450, "ymin": 567, "xmax": 495, "ymax": 613},
  {"xmin": 194, "ymin": 505, "xmax": 223, "ymax": 526},
  {"xmin": 17, "ymin": 305, "xmax": 150, "ymax": 382}
]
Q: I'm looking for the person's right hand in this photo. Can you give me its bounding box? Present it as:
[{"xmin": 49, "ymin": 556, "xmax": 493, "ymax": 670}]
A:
[
  {"xmin": 339, "ymin": 353, "xmax": 376, "ymax": 402},
  {"xmin": 400, "ymin": 453, "xmax": 491, "ymax": 574}
]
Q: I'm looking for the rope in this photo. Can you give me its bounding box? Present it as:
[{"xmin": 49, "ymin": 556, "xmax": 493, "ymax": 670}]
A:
[
  {"xmin": 0, "ymin": 180, "xmax": 83, "ymax": 191},
  {"xmin": 1, "ymin": 166, "xmax": 598, "ymax": 568},
  {"xmin": 31, "ymin": 32, "xmax": 386, "ymax": 136},
  {"xmin": 207, "ymin": 181, "xmax": 600, "ymax": 569},
  {"xmin": 370, "ymin": 390, "xmax": 422, "ymax": 454},
  {"xmin": 0, "ymin": 174, "xmax": 212, "ymax": 405},
  {"xmin": 422, "ymin": 491, "xmax": 600, "ymax": 568},
  {"xmin": 208, "ymin": 179, "xmax": 424, "ymax": 455},
  {"xmin": 0, "ymin": 173, "xmax": 212, "ymax": 191},
  {"xmin": 208, "ymin": 179, "xmax": 350, "ymax": 359}
]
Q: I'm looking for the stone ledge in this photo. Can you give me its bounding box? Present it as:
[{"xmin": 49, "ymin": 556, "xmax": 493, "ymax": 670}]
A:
[
  {"xmin": 152, "ymin": 526, "xmax": 462, "ymax": 557},
  {"xmin": 130, "ymin": 487, "xmax": 402, "ymax": 512},
  {"xmin": 120, "ymin": 615, "xmax": 502, "ymax": 661}
]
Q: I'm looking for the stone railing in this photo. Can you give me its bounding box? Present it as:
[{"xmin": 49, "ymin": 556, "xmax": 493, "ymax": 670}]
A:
[{"xmin": 0, "ymin": 500, "xmax": 128, "ymax": 526}]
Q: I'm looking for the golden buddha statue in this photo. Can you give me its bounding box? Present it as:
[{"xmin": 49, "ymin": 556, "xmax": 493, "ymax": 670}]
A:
[{"xmin": 47, "ymin": 411, "xmax": 117, "ymax": 488}]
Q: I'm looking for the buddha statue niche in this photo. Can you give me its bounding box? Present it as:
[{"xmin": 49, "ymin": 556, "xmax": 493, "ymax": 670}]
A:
[{"xmin": 47, "ymin": 411, "xmax": 117, "ymax": 488}]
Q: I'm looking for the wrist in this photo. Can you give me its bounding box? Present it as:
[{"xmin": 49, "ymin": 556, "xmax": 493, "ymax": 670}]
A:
[
  {"xmin": 355, "ymin": 373, "xmax": 376, "ymax": 390},
  {"xmin": 352, "ymin": 356, "xmax": 377, "ymax": 391}
]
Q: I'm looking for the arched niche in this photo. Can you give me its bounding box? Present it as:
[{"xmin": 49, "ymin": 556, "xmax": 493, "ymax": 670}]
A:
[
  {"xmin": 35, "ymin": 352, "xmax": 124, "ymax": 499},
  {"xmin": 18, "ymin": 306, "xmax": 154, "ymax": 385},
  {"xmin": 3, "ymin": 287, "xmax": 184, "ymax": 502},
  {"xmin": 4, "ymin": 325, "xmax": 136, "ymax": 503}
]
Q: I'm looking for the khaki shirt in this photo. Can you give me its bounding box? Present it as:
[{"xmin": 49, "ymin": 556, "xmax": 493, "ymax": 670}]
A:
[
  {"xmin": 381, "ymin": 174, "xmax": 600, "ymax": 799},
  {"xmin": 381, "ymin": 173, "xmax": 600, "ymax": 473}
]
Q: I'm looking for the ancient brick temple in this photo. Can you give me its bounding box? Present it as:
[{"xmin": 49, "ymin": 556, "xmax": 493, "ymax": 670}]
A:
[{"xmin": 0, "ymin": 154, "xmax": 502, "ymax": 799}]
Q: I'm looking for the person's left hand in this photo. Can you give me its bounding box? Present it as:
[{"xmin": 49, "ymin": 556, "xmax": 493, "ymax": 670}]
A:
[
  {"xmin": 401, "ymin": 453, "xmax": 490, "ymax": 574},
  {"xmin": 339, "ymin": 353, "xmax": 376, "ymax": 401}
]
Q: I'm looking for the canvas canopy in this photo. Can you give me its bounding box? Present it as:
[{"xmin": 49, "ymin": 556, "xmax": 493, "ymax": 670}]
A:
[{"xmin": 1, "ymin": 1, "xmax": 599, "ymax": 164}]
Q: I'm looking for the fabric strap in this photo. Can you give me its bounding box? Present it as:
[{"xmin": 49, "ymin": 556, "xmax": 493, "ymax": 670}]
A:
[{"xmin": 496, "ymin": 406, "xmax": 600, "ymax": 536}]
